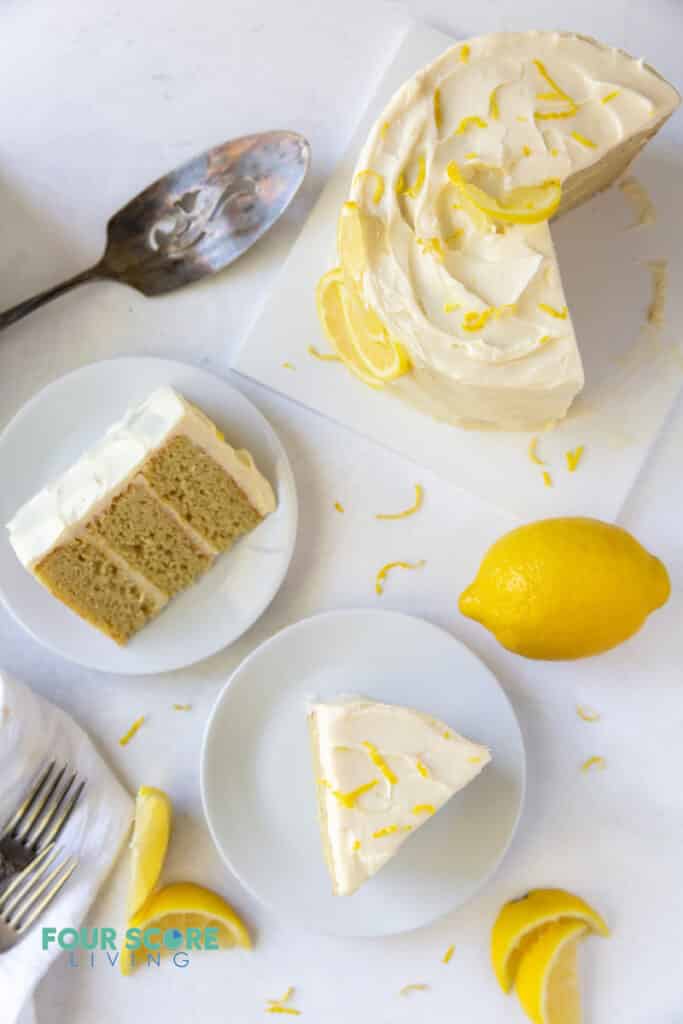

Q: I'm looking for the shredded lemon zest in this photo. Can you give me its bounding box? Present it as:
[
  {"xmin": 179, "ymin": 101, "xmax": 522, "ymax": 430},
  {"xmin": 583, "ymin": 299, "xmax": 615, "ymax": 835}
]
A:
[
  {"xmin": 416, "ymin": 759, "xmax": 430, "ymax": 778},
  {"xmin": 445, "ymin": 229, "xmax": 463, "ymax": 248},
  {"xmin": 374, "ymin": 825, "xmax": 412, "ymax": 838},
  {"xmin": 538, "ymin": 302, "xmax": 568, "ymax": 319},
  {"xmin": 522, "ymin": 145, "xmax": 532, "ymax": 157},
  {"xmin": 400, "ymin": 984, "xmax": 429, "ymax": 996},
  {"xmin": 444, "ymin": 302, "xmax": 462, "ymax": 313},
  {"xmin": 342, "ymin": 200, "xmax": 359, "ymax": 211},
  {"xmin": 282, "ymin": 362, "xmax": 295, "ymax": 370},
  {"xmin": 398, "ymin": 155, "xmax": 426, "ymax": 198},
  {"xmin": 354, "ymin": 169, "xmax": 385, "ymax": 204},
  {"xmin": 455, "ymin": 115, "xmax": 488, "ymax": 135},
  {"xmin": 376, "ymin": 484, "xmax": 423, "ymax": 520},
  {"xmin": 618, "ymin": 176, "xmax": 656, "ymax": 227},
  {"xmin": 267, "ymin": 1009, "xmax": 301, "ymax": 1017},
  {"xmin": 119, "ymin": 716, "xmax": 145, "ymax": 747},
  {"xmin": 582, "ymin": 756, "xmax": 606, "ymax": 772},
  {"xmin": 528, "ymin": 436, "xmax": 545, "ymax": 466},
  {"xmin": 362, "ymin": 741, "xmax": 398, "ymax": 784},
  {"xmin": 468, "ymin": 756, "xmax": 482, "ymax": 764},
  {"xmin": 308, "ymin": 344, "xmax": 341, "ymax": 362},
  {"xmin": 172, "ymin": 704, "xmax": 192, "ymax": 711},
  {"xmin": 538, "ymin": 334, "xmax": 553, "ymax": 346},
  {"xmin": 416, "ymin": 236, "xmax": 444, "ymax": 261},
  {"xmin": 489, "ymin": 87, "xmax": 500, "ymax": 120},
  {"xmin": 323, "ymin": 779, "xmax": 379, "ymax": 808},
  {"xmin": 268, "ymin": 988, "xmax": 295, "ymax": 1007},
  {"xmin": 550, "ymin": 147, "xmax": 559, "ymax": 157},
  {"xmin": 517, "ymin": 115, "xmax": 529, "ymax": 123},
  {"xmin": 380, "ymin": 121, "xmax": 390, "ymax": 140},
  {"xmin": 375, "ymin": 560, "xmax": 425, "ymax": 595},
  {"xmin": 571, "ymin": 130, "xmax": 597, "ymax": 149},
  {"xmin": 442, "ymin": 945, "xmax": 456, "ymax": 964},
  {"xmin": 412, "ymin": 804, "xmax": 435, "ymax": 815},
  {"xmin": 532, "ymin": 59, "xmax": 579, "ymax": 120},
  {"xmin": 352, "ymin": 839, "xmax": 361, "ymax": 851},
  {"xmin": 565, "ymin": 445, "xmax": 585, "ymax": 472},
  {"xmin": 577, "ymin": 705, "xmax": 601, "ymax": 723},
  {"xmin": 462, "ymin": 304, "xmax": 516, "ymax": 332},
  {"xmin": 602, "ymin": 90, "xmax": 621, "ymax": 104},
  {"xmin": 443, "ymin": 730, "xmax": 452, "ymax": 739},
  {"xmin": 464, "ymin": 151, "xmax": 478, "ymax": 160},
  {"xmin": 459, "ymin": 44, "xmax": 471, "ymax": 63},
  {"xmin": 647, "ymin": 260, "xmax": 668, "ymax": 327},
  {"xmin": 433, "ymin": 88, "xmax": 443, "ymax": 131},
  {"xmin": 334, "ymin": 501, "xmax": 345, "ymax": 513},
  {"xmin": 542, "ymin": 471, "xmax": 553, "ymax": 488}
]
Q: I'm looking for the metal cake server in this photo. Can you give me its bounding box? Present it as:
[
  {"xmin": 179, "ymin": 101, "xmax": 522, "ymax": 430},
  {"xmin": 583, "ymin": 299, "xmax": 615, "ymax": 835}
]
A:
[{"xmin": 0, "ymin": 131, "xmax": 310, "ymax": 331}]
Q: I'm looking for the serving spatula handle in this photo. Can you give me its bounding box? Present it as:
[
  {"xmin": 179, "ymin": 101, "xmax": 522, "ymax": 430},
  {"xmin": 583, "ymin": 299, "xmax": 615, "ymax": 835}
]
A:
[{"xmin": 0, "ymin": 264, "xmax": 105, "ymax": 332}]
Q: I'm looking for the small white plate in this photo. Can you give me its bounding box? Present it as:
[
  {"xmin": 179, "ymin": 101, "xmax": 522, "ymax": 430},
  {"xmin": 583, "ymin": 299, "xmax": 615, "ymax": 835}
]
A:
[
  {"xmin": 201, "ymin": 609, "xmax": 525, "ymax": 937},
  {"xmin": 0, "ymin": 357, "xmax": 297, "ymax": 675}
]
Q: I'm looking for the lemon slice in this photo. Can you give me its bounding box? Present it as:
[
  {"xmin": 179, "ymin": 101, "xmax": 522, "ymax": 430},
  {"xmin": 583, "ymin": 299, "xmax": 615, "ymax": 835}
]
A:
[
  {"xmin": 447, "ymin": 162, "xmax": 562, "ymax": 225},
  {"xmin": 340, "ymin": 276, "xmax": 412, "ymax": 381},
  {"xmin": 120, "ymin": 881, "xmax": 251, "ymax": 975},
  {"xmin": 337, "ymin": 201, "xmax": 383, "ymax": 285},
  {"xmin": 127, "ymin": 785, "xmax": 172, "ymax": 918},
  {"xmin": 491, "ymin": 888, "xmax": 609, "ymax": 993},
  {"xmin": 316, "ymin": 269, "xmax": 384, "ymax": 388},
  {"xmin": 515, "ymin": 919, "xmax": 587, "ymax": 1024}
]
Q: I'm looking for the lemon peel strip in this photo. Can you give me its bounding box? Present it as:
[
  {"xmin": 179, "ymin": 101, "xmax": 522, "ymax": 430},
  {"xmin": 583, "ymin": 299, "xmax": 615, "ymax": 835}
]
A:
[
  {"xmin": 412, "ymin": 804, "xmax": 435, "ymax": 815},
  {"xmin": 334, "ymin": 501, "xmax": 345, "ymax": 513},
  {"xmin": 538, "ymin": 302, "xmax": 568, "ymax": 319},
  {"xmin": 267, "ymin": 1009, "xmax": 301, "ymax": 1017},
  {"xmin": 571, "ymin": 130, "xmax": 597, "ymax": 149},
  {"xmin": 442, "ymin": 945, "xmax": 456, "ymax": 964},
  {"xmin": 416, "ymin": 759, "xmax": 430, "ymax": 778},
  {"xmin": 282, "ymin": 362, "xmax": 295, "ymax": 370},
  {"xmin": 542, "ymin": 471, "xmax": 553, "ymax": 488},
  {"xmin": 416, "ymin": 236, "xmax": 444, "ymax": 261},
  {"xmin": 322, "ymin": 779, "xmax": 379, "ymax": 808},
  {"xmin": 375, "ymin": 560, "xmax": 426, "ymax": 595},
  {"xmin": 400, "ymin": 984, "xmax": 430, "ymax": 996},
  {"xmin": 528, "ymin": 436, "xmax": 545, "ymax": 466},
  {"xmin": 398, "ymin": 155, "xmax": 426, "ymax": 198},
  {"xmin": 268, "ymin": 988, "xmax": 295, "ymax": 1007},
  {"xmin": 602, "ymin": 89, "xmax": 621, "ymax": 104},
  {"xmin": 119, "ymin": 716, "xmax": 145, "ymax": 747},
  {"xmin": 433, "ymin": 89, "xmax": 443, "ymax": 131},
  {"xmin": 308, "ymin": 344, "xmax": 341, "ymax": 363},
  {"xmin": 455, "ymin": 115, "xmax": 488, "ymax": 135},
  {"xmin": 489, "ymin": 87, "xmax": 500, "ymax": 120},
  {"xmin": 172, "ymin": 704, "xmax": 192, "ymax": 711},
  {"xmin": 444, "ymin": 302, "xmax": 462, "ymax": 313},
  {"xmin": 565, "ymin": 446, "xmax": 585, "ymax": 472},
  {"xmin": 362, "ymin": 741, "xmax": 398, "ymax": 784},
  {"xmin": 582, "ymin": 756, "xmax": 606, "ymax": 772},
  {"xmin": 354, "ymin": 169, "xmax": 385, "ymax": 204},
  {"xmin": 376, "ymin": 484, "xmax": 424, "ymax": 520},
  {"xmin": 380, "ymin": 121, "xmax": 390, "ymax": 140},
  {"xmin": 533, "ymin": 59, "xmax": 579, "ymax": 120},
  {"xmin": 459, "ymin": 44, "xmax": 470, "ymax": 63},
  {"xmin": 577, "ymin": 705, "xmax": 601, "ymax": 722}
]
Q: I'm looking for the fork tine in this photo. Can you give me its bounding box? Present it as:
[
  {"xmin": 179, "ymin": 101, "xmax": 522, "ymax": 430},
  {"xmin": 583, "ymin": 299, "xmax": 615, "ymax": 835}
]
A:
[
  {"xmin": 37, "ymin": 779, "xmax": 85, "ymax": 850},
  {"xmin": 0, "ymin": 843, "xmax": 57, "ymax": 911},
  {"xmin": 28, "ymin": 770, "xmax": 77, "ymax": 850},
  {"xmin": 12, "ymin": 856, "xmax": 78, "ymax": 934},
  {"xmin": 15, "ymin": 763, "xmax": 67, "ymax": 843},
  {"xmin": 1, "ymin": 762, "xmax": 56, "ymax": 839},
  {"xmin": 2, "ymin": 845, "xmax": 61, "ymax": 918}
]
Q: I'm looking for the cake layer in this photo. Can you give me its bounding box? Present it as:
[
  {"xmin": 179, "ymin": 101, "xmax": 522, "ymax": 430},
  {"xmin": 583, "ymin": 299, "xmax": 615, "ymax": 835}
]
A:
[
  {"xmin": 140, "ymin": 435, "xmax": 264, "ymax": 553},
  {"xmin": 339, "ymin": 31, "xmax": 679, "ymax": 429},
  {"xmin": 86, "ymin": 478, "xmax": 214, "ymax": 597},
  {"xmin": 309, "ymin": 698, "xmax": 491, "ymax": 896},
  {"xmin": 34, "ymin": 536, "xmax": 166, "ymax": 645}
]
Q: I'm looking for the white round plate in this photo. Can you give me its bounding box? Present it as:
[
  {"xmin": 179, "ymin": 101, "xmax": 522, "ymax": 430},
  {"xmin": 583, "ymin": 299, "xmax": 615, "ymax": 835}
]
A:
[
  {"xmin": 201, "ymin": 609, "xmax": 525, "ymax": 937},
  {"xmin": 0, "ymin": 357, "xmax": 297, "ymax": 674}
]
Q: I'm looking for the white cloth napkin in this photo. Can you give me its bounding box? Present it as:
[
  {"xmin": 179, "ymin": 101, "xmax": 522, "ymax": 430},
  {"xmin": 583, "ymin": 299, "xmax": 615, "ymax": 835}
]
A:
[{"xmin": 0, "ymin": 672, "xmax": 133, "ymax": 1024}]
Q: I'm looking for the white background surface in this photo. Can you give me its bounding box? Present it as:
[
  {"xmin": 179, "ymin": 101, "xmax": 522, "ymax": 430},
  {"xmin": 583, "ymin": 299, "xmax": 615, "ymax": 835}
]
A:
[{"xmin": 0, "ymin": 1, "xmax": 681, "ymax": 1022}]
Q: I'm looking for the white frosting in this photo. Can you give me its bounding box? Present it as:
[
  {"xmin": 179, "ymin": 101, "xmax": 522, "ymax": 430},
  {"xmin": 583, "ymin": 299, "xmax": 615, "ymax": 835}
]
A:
[
  {"xmin": 7, "ymin": 387, "xmax": 276, "ymax": 567},
  {"xmin": 349, "ymin": 32, "xmax": 679, "ymax": 429},
  {"xmin": 309, "ymin": 698, "xmax": 491, "ymax": 896}
]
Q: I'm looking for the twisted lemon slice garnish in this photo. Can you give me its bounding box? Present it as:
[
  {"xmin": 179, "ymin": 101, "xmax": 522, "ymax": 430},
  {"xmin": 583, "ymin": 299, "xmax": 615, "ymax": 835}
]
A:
[{"xmin": 447, "ymin": 162, "xmax": 562, "ymax": 225}]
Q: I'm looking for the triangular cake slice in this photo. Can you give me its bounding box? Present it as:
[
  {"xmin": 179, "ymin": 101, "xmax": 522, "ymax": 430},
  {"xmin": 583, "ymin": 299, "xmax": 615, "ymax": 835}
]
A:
[{"xmin": 308, "ymin": 697, "xmax": 491, "ymax": 896}]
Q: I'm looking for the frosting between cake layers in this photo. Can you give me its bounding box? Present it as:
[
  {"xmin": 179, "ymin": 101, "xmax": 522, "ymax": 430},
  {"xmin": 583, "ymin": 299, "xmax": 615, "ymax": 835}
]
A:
[
  {"xmin": 6, "ymin": 387, "xmax": 276, "ymax": 568},
  {"xmin": 309, "ymin": 698, "xmax": 491, "ymax": 896},
  {"xmin": 345, "ymin": 32, "xmax": 679, "ymax": 429}
]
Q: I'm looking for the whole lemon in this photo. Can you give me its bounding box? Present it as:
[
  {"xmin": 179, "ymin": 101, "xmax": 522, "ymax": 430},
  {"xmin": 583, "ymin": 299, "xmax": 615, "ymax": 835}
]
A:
[{"xmin": 459, "ymin": 517, "xmax": 670, "ymax": 660}]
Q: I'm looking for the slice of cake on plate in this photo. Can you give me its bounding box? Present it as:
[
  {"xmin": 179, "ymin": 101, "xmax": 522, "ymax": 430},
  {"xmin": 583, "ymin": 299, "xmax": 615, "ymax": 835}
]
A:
[
  {"xmin": 317, "ymin": 31, "xmax": 680, "ymax": 429},
  {"xmin": 308, "ymin": 697, "xmax": 491, "ymax": 896},
  {"xmin": 6, "ymin": 387, "xmax": 276, "ymax": 644}
]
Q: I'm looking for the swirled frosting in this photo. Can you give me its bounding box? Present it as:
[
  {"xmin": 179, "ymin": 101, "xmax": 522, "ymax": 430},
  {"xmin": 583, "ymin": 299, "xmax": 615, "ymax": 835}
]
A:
[{"xmin": 345, "ymin": 32, "xmax": 679, "ymax": 429}]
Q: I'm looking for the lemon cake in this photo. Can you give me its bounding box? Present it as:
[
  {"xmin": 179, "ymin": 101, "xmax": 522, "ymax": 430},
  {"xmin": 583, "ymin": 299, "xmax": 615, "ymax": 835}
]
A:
[
  {"xmin": 308, "ymin": 697, "xmax": 491, "ymax": 895},
  {"xmin": 6, "ymin": 387, "xmax": 276, "ymax": 644},
  {"xmin": 317, "ymin": 32, "xmax": 680, "ymax": 429}
]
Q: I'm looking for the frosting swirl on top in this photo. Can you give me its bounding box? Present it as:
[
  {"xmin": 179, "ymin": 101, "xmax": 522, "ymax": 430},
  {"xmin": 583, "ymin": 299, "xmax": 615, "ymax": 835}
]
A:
[{"xmin": 341, "ymin": 32, "xmax": 679, "ymax": 429}]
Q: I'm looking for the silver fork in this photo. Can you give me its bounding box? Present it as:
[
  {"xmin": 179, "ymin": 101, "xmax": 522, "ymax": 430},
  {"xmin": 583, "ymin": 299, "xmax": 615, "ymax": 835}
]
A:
[{"xmin": 0, "ymin": 844, "xmax": 78, "ymax": 951}]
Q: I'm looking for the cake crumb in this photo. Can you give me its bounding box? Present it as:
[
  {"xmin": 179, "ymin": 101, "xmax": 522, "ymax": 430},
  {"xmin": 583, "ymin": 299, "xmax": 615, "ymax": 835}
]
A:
[
  {"xmin": 119, "ymin": 716, "xmax": 145, "ymax": 747},
  {"xmin": 618, "ymin": 176, "xmax": 656, "ymax": 227},
  {"xmin": 647, "ymin": 260, "xmax": 668, "ymax": 328},
  {"xmin": 442, "ymin": 944, "xmax": 456, "ymax": 963}
]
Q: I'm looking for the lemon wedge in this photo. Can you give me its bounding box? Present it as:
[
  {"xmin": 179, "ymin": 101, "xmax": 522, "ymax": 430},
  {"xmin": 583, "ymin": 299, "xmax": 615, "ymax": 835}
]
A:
[
  {"xmin": 120, "ymin": 882, "xmax": 251, "ymax": 975},
  {"xmin": 515, "ymin": 919, "xmax": 587, "ymax": 1024},
  {"xmin": 491, "ymin": 888, "xmax": 609, "ymax": 993},
  {"xmin": 447, "ymin": 162, "xmax": 562, "ymax": 225},
  {"xmin": 127, "ymin": 785, "xmax": 172, "ymax": 918}
]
